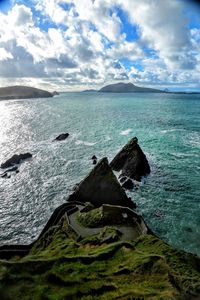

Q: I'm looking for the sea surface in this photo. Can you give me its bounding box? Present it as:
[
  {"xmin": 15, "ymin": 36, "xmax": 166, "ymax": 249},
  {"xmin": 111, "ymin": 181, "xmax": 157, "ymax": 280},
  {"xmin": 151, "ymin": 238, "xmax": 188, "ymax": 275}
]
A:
[{"xmin": 0, "ymin": 92, "xmax": 199, "ymax": 255}]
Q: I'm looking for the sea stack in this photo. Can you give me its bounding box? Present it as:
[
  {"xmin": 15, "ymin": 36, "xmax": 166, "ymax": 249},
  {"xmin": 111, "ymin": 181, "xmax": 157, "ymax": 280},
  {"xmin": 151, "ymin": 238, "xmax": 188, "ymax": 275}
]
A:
[
  {"xmin": 110, "ymin": 137, "xmax": 150, "ymax": 181},
  {"xmin": 68, "ymin": 157, "xmax": 136, "ymax": 209}
]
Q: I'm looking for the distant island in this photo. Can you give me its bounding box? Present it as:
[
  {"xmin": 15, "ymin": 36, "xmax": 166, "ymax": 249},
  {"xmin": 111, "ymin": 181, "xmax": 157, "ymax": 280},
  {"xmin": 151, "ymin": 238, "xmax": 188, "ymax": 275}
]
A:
[
  {"xmin": 82, "ymin": 82, "xmax": 200, "ymax": 94},
  {"xmin": 99, "ymin": 82, "xmax": 162, "ymax": 93},
  {"xmin": 82, "ymin": 89, "xmax": 97, "ymax": 93},
  {"xmin": 0, "ymin": 86, "xmax": 58, "ymax": 100}
]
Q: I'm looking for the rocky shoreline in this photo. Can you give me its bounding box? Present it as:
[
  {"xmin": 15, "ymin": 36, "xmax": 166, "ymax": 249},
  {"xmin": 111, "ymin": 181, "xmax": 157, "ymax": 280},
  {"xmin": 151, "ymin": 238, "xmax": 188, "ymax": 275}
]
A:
[{"xmin": 0, "ymin": 138, "xmax": 200, "ymax": 299}]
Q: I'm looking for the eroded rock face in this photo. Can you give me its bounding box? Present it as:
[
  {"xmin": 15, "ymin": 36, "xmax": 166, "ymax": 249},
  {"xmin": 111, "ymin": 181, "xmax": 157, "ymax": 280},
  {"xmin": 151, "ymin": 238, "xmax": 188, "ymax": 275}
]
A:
[
  {"xmin": 68, "ymin": 157, "xmax": 135, "ymax": 209},
  {"xmin": 110, "ymin": 137, "xmax": 150, "ymax": 181},
  {"xmin": 1, "ymin": 153, "xmax": 32, "ymax": 169}
]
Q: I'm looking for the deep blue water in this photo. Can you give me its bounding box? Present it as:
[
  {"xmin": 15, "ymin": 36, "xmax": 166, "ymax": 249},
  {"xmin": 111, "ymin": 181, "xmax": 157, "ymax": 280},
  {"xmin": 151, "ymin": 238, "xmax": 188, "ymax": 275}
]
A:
[{"xmin": 0, "ymin": 92, "xmax": 199, "ymax": 255}]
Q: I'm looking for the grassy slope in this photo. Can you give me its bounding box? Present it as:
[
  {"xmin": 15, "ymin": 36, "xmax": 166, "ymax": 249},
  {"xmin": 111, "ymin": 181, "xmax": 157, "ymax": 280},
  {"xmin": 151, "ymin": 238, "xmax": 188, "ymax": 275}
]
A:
[{"xmin": 0, "ymin": 218, "xmax": 200, "ymax": 300}]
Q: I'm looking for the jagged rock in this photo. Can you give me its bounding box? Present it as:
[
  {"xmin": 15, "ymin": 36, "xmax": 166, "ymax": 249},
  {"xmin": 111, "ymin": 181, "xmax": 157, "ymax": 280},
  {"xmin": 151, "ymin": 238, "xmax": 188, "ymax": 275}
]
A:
[
  {"xmin": 68, "ymin": 157, "xmax": 136, "ymax": 209},
  {"xmin": 110, "ymin": 137, "xmax": 150, "ymax": 181},
  {"xmin": 122, "ymin": 179, "xmax": 134, "ymax": 190},
  {"xmin": 92, "ymin": 155, "xmax": 97, "ymax": 160},
  {"xmin": 54, "ymin": 133, "xmax": 69, "ymax": 141},
  {"xmin": 1, "ymin": 153, "xmax": 32, "ymax": 169},
  {"xmin": 92, "ymin": 159, "xmax": 97, "ymax": 165}
]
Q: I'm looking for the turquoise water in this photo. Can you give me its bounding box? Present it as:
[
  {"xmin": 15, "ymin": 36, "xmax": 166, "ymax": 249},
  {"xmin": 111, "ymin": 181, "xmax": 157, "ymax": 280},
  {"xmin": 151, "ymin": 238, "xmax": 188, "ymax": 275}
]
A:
[{"xmin": 0, "ymin": 92, "xmax": 199, "ymax": 255}]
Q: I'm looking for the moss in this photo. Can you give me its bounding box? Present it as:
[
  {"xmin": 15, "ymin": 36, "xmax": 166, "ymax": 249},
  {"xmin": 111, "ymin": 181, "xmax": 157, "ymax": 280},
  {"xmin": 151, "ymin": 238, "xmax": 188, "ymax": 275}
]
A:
[
  {"xmin": 77, "ymin": 207, "xmax": 104, "ymax": 228},
  {"xmin": 0, "ymin": 218, "xmax": 200, "ymax": 300}
]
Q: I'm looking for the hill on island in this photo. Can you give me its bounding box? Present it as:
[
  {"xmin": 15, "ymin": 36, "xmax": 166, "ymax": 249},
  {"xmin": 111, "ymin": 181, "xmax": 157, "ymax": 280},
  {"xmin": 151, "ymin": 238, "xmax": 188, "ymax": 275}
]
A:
[
  {"xmin": 99, "ymin": 82, "xmax": 163, "ymax": 93},
  {"xmin": 0, "ymin": 86, "xmax": 55, "ymax": 100}
]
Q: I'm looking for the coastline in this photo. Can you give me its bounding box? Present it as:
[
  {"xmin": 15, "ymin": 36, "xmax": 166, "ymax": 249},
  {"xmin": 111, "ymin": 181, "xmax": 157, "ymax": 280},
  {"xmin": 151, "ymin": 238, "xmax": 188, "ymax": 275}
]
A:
[{"xmin": 0, "ymin": 139, "xmax": 200, "ymax": 299}]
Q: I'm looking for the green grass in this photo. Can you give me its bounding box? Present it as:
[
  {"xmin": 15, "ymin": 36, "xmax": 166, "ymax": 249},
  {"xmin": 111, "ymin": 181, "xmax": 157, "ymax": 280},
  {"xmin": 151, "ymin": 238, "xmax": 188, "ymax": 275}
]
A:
[{"xmin": 0, "ymin": 217, "xmax": 200, "ymax": 299}]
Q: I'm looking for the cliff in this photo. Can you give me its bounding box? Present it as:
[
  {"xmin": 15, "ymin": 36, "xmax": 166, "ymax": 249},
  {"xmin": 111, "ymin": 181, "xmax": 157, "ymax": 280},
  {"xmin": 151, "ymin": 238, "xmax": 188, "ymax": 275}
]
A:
[
  {"xmin": 0, "ymin": 86, "xmax": 54, "ymax": 100},
  {"xmin": 0, "ymin": 139, "xmax": 199, "ymax": 300}
]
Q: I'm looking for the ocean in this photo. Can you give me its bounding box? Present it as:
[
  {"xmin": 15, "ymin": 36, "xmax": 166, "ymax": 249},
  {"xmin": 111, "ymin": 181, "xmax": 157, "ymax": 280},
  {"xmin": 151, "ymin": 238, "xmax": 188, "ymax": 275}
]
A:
[{"xmin": 0, "ymin": 92, "xmax": 199, "ymax": 255}]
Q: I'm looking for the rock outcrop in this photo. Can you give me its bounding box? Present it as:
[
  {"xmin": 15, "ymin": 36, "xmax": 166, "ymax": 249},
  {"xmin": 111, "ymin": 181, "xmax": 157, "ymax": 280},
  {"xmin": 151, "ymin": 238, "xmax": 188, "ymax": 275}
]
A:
[
  {"xmin": 68, "ymin": 157, "xmax": 136, "ymax": 209},
  {"xmin": 0, "ymin": 86, "xmax": 54, "ymax": 100},
  {"xmin": 54, "ymin": 133, "xmax": 69, "ymax": 141},
  {"xmin": 110, "ymin": 137, "xmax": 150, "ymax": 181},
  {"xmin": 1, "ymin": 153, "xmax": 32, "ymax": 169}
]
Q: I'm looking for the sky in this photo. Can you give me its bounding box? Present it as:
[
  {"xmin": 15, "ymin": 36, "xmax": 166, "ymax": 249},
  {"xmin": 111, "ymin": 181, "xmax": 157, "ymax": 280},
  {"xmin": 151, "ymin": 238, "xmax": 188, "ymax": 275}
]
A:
[{"xmin": 0, "ymin": 0, "xmax": 200, "ymax": 91}]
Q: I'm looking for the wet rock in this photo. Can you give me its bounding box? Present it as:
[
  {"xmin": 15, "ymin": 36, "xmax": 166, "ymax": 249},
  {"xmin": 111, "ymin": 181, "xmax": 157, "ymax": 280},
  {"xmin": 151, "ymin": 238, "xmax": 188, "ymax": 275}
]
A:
[
  {"xmin": 1, "ymin": 172, "xmax": 8, "ymax": 178},
  {"xmin": 92, "ymin": 159, "xmax": 97, "ymax": 165},
  {"xmin": 1, "ymin": 153, "xmax": 32, "ymax": 169},
  {"xmin": 122, "ymin": 179, "xmax": 134, "ymax": 190},
  {"xmin": 92, "ymin": 155, "xmax": 97, "ymax": 160},
  {"xmin": 1, "ymin": 166, "xmax": 19, "ymax": 178},
  {"xmin": 68, "ymin": 157, "xmax": 136, "ymax": 209},
  {"xmin": 110, "ymin": 137, "xmax": 150, "ymax": 181},
  {"xmin": 54, "ymin": 133, "xmax": 69, "ymax": 141}
]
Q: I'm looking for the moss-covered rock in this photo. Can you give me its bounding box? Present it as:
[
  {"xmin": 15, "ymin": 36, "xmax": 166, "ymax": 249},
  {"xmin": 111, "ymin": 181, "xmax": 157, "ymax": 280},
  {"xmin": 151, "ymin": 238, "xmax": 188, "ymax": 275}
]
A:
[{"xmin": 0, "ymin": 217, "xmax": 199, "ymax": 300}]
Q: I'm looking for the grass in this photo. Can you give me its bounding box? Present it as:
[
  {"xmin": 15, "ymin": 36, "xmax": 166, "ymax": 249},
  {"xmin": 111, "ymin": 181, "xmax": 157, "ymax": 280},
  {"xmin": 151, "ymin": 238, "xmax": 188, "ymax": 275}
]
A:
[{"xmin": 0, "ymin": 217, "xmax": 200, "ymax": 299}]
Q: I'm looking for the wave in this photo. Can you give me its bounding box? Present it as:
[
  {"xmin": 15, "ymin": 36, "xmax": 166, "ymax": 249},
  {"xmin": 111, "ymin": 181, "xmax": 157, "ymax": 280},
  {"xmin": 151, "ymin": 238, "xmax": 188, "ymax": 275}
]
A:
[
  {"xmin": 75, "ymin": 140, "xmax": 96, "ymax": 146},
  {"xmin": 120, "ymin": 128, "xmax": 132, "ymax": 135}
]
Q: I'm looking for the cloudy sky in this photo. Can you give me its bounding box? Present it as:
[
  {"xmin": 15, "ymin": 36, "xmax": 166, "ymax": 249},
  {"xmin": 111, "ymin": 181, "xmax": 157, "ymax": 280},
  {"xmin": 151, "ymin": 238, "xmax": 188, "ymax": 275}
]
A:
[{"xmin": 0, "ymin": 0, "xmax": 200, "ymax": 91}]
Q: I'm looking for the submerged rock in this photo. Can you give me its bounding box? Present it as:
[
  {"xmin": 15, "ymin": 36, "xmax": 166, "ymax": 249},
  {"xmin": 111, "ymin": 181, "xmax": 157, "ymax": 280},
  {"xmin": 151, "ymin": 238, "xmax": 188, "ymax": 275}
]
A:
[
  {"xmin": 1, "ymin": 153, "xmax": 32, "ymax": 169},
  {"xmin": 54, "ymin": 133, "xmax": 69, "ymax": 141},
  {"xmin": 110, "ymin": 137, "xmax": 150, "ymax": 181},
  {"xmin": 68, "ymin": 157, "xmax": 136, "ymax": 209}
]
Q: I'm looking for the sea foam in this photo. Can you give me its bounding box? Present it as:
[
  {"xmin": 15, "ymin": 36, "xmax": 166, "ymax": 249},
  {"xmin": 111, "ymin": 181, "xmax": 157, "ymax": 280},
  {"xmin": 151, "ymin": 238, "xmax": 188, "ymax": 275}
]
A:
[{"xmin": 120, "ymin": 128, "xmax": 132, "ymax": 135}]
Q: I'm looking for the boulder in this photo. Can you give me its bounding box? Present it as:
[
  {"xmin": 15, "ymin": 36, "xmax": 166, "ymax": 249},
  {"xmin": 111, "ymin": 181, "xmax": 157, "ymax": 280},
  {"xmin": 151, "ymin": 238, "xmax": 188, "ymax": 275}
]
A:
[
  {"xmin": 68, "ymin": 157, "xmax": 136, "ymax": 209},
  {"xmin": 54, "ymin": 133, "xmax": 69, "ymax": 141},
  {"xmin": 1, "ymin": 153, "xmax": 32, "ymax": 169},
  {"xmin": 91, "ymin": 155, "xmax": 97, "ymax": 160},
  {"xmin": 110, "ymin": 137, "xmax": 150, "ymax": 181}
]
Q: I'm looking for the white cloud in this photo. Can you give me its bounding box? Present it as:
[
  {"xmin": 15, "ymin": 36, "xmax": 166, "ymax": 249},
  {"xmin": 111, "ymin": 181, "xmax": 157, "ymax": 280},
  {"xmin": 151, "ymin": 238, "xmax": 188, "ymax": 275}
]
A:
[
  {"xmin": 118, "ymin": 0, "xmax": 196, "ymax": 70},
  {"xmin": 0, "ymin": 48, "xmax": 13, "ymax": 61},
  {"xmin": 0, "ymin": 0, "xmax": 199, "ymax": 90}
]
